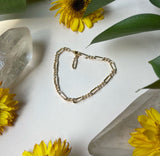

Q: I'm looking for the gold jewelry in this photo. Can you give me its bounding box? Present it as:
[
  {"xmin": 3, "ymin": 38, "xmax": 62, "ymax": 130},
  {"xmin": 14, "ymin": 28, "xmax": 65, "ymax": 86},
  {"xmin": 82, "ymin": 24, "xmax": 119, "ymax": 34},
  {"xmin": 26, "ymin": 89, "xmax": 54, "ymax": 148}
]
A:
[{"xmin": 54, "ymin": 47, "xmax": 117, "ymax": 104}]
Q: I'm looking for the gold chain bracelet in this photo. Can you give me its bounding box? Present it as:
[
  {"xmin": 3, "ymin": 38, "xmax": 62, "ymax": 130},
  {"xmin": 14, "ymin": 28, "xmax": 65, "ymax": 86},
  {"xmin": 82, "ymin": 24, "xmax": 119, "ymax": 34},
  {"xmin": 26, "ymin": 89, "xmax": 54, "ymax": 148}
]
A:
[{"xmin": 54, "ymin": 47, "xmax": 117, "ymax": 104}]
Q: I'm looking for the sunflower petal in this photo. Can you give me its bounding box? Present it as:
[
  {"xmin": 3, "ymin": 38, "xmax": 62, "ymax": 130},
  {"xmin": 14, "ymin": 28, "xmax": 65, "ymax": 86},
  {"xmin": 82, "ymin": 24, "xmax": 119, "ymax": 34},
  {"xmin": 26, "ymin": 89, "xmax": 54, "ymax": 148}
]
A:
[
  {"xmin": 55, "ymin": 8, "xmax": 63, "ymax": 17},
  {"xmin": 0, "ymin": 83, "xmax": 18, "ymax": 134},
  {"xmin": 50, "ymin": 3, "xmax": 61, "ymax": 11},
  {"xmin": 146, "ymin": 108, "xmax": 160, "ymax": 122},
  {"xmin": 83, "ymin": 17, "xmax": 93, "ymax": 28},
  {"xmin": 65, "ymin": 14, "xmax": 71, "ymax": 28},
  {"xmin": 78, "ymin": 20, "xmax": 85, "ymax": 32},
  {"xmin": 133, "ymin": 147, "xmax": 153, "ymax": 156},
  {"xmin": 50, "ymin": 1, "xmax": 59, "ymax": 5},
  {"xmin": 22, "ymin": 151, "xmax": 33, "ymax": 156},
  {"xmin": 129, "ymin": 108, "xmax": 160, "ymax": 156},
  {"xmin": 59, "ymin": 11, "xmax": 65, "ymax": 24},
  {"xmin": 71, "ymin": 18, "xmax": 79, "ymax": 31}
]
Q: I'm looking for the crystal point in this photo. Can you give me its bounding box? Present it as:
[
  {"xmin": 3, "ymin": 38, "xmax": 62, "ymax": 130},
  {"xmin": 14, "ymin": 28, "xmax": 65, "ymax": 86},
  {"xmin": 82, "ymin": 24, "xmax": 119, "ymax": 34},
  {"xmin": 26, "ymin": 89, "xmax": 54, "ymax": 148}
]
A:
[
  {"xmin": 0, "ymin": 27, "xmax": 32, "ymax": 87},
  {"xmin": 88, "ymin": 90, "xmax": 160, "ymax": 156}
]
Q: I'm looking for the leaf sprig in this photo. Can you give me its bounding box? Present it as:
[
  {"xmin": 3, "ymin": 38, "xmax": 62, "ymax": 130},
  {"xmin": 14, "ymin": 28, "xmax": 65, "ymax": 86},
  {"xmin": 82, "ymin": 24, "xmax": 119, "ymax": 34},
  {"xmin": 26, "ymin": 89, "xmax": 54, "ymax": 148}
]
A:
[
  {"xmin": 90, "ymin": 14, "xmax": 160, "ymax": 45},
  {"xmin": 86, "ymin": 0, "xmax": 160, "ymax": 44},
  {"xmin": 142, "ymin": 56, "xmax": 160, "ymax": 89},
  {"xmin": 86, "ymin": 0, "xmax": 160, "ymax": 90}
]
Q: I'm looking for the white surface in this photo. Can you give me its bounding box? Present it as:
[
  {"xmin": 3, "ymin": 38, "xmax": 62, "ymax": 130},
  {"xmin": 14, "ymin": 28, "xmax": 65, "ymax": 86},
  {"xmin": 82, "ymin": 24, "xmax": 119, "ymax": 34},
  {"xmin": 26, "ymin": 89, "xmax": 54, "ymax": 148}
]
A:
[{"xmin": 0, "ymin": 0, "xmax": 160, "ymax": 155}]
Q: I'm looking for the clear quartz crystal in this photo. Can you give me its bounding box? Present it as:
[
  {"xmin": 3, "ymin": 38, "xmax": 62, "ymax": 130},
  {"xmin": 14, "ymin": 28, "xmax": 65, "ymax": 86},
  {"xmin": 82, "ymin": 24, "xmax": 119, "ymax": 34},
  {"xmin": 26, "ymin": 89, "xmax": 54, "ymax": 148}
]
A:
[
  {"xmin": 88, "ymin": 90, "xmax": 160, "ymax": 156},
  {"xmin": 0, "ymin": 27, "xmax": 32, "ymax": 88}
]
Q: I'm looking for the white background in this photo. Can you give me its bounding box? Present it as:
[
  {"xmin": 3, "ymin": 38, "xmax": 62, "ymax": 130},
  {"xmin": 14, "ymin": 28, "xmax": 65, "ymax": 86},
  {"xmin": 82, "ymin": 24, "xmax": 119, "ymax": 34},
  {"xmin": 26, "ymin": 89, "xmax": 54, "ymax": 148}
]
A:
[{"xmin": 0, "ymin": 0, "xmax": 160, "ymax": 155}]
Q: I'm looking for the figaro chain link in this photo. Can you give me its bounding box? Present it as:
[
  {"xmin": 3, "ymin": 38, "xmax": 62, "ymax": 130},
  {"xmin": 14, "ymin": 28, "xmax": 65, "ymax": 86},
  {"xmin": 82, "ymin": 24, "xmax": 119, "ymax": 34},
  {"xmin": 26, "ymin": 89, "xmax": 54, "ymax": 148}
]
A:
[{"xmin": 54, "ymin": 47, "xmax": 117, "ymax": 104}]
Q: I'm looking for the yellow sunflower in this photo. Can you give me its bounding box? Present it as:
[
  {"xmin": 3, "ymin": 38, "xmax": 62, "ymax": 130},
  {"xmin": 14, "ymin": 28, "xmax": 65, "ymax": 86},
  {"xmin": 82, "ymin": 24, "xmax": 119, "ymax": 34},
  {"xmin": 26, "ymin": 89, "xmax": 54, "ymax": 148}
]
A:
[
  {"xmin": 129, "ymin": 108, "xmax": 160, "ymax": 156},
  {"xmin": 50, "ymin": 0, "xmax": 104, "ymax": 32},
  {"xmin": 22, "ymin": 138, "xmax": 71, "ymax": 156},
  {"xmin": 0, "ymin": 82, "xmax": 18, "ymax": 134}
]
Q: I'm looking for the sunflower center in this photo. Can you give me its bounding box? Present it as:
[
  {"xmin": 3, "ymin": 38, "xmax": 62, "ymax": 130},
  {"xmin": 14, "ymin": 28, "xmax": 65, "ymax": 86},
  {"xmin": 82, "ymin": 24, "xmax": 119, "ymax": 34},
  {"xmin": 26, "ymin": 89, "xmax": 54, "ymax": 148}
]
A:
[{"xmin": 72, "ymin": 0, "xmax": 85, "ymax": 11}]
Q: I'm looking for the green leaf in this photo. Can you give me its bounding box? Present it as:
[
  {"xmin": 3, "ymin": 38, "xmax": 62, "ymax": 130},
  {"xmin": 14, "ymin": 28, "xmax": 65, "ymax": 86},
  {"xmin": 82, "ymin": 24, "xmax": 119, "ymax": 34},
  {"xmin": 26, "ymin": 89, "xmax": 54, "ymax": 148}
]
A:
[
  {"xmin": 149, "ymin": 56, "xmax": 160, "ymax": 78},
  {"xmin": 84, "ymin": 0, "xmax": 115, "ymax": 17},
  {"xmin": 0, "ymin": 0, "xmax": 26, "ymax": 14},
  {"xmin": 143, "ymin": 79, "xmax": 160, "ymax": 89},
  {"xmin": 150, "ymin": 0, "xmax": 160, "ymax": 8},
  {"xmin": 90, "ymin": 14, "xmax": 160, "ymax": 45},
  {"xmin": 137, "ymin": 79, "xmax": 160, "ymax": 92}
]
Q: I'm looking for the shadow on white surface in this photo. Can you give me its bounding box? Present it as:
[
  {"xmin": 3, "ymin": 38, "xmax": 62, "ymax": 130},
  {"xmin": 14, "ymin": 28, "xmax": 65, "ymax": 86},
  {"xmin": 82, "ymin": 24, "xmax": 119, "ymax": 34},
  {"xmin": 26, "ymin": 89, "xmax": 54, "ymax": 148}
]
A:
[
  {"xmin": 70, "ymin": 145, "xmax": 86, "ymax": 156},
  {"xmin": 106, "ymin": 33, "xmax": 160, "ymax": 54}
]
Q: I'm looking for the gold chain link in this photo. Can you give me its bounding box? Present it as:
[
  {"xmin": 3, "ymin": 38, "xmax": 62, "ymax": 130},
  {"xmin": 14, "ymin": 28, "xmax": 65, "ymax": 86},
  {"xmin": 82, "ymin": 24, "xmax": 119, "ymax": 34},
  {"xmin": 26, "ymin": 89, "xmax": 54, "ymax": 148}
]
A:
[{"xmin": 54, "ymin": 47, "xmax": 117, "ymax": 104}]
